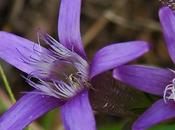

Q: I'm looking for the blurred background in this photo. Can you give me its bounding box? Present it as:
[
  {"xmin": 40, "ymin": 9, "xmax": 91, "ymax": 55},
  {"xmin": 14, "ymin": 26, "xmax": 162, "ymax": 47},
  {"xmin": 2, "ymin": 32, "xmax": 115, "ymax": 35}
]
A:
[{"xmin": 0, "ymin": 0, "xmax": 174, "ymax": 130}]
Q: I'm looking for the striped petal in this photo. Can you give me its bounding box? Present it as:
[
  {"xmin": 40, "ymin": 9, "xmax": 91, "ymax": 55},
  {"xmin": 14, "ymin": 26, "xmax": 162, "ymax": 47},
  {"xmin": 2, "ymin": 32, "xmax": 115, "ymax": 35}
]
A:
[
  {"xmin": 0, "ymin": 92, "xmax": 63, "ymax": 130},
  {"xmin": 133, "ymin": 99, "xmax": 175, "ymax": 130},
  {"xmin": 113, "ymin": 65, "xmax": 175, "ymax": 96},
  {"xmin": 0, "ymin": 31, "xmax": 48, "ymax": 74},
  {"xmin": 61, "ymin": 91, "xmax": 96, "ymax": 130},
  {"xmin": 159, "ymin": 7, "xmax": 175, "ymax": 64},
  {"xmin": 58, "ymin": 0, "xmax": 86, "ymax": 58},
  {"xmin": 90, "ymin": 41, "xmax": 150, "ymax": 78}
]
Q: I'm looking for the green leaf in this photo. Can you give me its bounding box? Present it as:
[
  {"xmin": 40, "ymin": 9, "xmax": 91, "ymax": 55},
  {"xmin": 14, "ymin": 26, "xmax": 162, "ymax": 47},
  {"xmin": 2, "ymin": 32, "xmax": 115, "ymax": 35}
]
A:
[
  {"xmin": 149, "ymin": 123, "xmax": 175, "ymax": 130},
  {"xmin": 98, "ymin": 123, "xmax": 123, "ymax": 130},
  {"xmin": 41, "ymin": 109, "xmax": 58, "ymax": 130}
]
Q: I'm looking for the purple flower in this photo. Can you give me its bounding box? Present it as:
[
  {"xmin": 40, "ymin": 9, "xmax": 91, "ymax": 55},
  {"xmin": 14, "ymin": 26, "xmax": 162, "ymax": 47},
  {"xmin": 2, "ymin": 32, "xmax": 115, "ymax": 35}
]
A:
[
  {"xmin": 0, "ymin": 0, "xmax": 150, "ymax": 130},
  {"xmin": 113, "ymin": 7, "xmax": 175, "ymax": 130}
]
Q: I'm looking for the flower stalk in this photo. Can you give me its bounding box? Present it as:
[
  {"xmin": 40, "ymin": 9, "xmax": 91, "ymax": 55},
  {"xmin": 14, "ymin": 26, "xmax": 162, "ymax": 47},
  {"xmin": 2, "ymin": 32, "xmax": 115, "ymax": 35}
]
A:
[
  {"xmin": 0, "ymin": 64, "xmax": 32, "ymax": 130},
  {"xmin": 0, "ymin": 64, "xmax": 16, "ymax": 103}
]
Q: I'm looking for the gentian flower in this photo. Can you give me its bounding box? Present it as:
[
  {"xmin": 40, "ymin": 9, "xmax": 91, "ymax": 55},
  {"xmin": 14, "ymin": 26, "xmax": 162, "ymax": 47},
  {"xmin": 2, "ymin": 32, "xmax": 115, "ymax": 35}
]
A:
[
  {"xmin": 113, "ymin": 7, "xmax": 175, "ymax": 130},
  {"xmin": 0, "ymin": 0, "xmax": 150, "ymax": 130}
]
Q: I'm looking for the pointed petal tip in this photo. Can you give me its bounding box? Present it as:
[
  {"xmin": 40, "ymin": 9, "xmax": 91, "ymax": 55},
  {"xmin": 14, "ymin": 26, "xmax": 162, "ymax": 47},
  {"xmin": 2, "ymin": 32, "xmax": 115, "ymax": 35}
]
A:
[
  {"xmin": 159, "ymin": 7, "xmax": 173, "ymax": 25},
  {"xmin": 159, "ymin": 7, "xmax": 172, "ymax": 18},
  {"xmin": 132, "ymin": 99, "xmax": 175, "ymax": 130},
  {"xmin": 89, "ymin": 41, "xmax": 151, "ymax": 79}
]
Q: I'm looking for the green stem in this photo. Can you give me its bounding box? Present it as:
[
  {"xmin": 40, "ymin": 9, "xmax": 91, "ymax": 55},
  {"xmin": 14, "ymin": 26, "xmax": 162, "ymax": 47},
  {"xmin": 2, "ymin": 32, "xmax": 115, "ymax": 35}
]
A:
[
  {"xmin": 25, "ymin": 127, "xmax": 32, "ymax": 130},
  {"xmin": 0, "ymin": 65, "xmax": 32, "ymax": 130},
  {"xmin": 0, "ymin": 65, "xmax": 16, "ymax": 103}
]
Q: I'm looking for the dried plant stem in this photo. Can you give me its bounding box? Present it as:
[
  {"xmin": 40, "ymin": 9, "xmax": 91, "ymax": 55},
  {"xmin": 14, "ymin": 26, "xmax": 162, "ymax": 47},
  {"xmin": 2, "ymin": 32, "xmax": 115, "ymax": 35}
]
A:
[
  {"xmin": 104, "ymin": 10, "xmax": 161, "ymax": 31},
  {"xmin": 83, "ymin": 16, "xmax": 108, "ymax": 46},
  {"xmin": 0, "ymin": 65, "xmax": 16, "ymax": 103}
]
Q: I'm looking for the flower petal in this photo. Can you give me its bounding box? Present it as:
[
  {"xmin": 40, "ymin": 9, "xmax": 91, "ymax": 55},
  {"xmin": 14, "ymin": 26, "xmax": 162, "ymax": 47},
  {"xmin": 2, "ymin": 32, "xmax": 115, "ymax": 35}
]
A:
[
  {"xmin": 89, "ymin": 41, "xmax": 150, "ymax": 78},
  {"xmin": 60, "ymin": 90, "xmax": 96, "ymax": 130},
  {"xmin": 0, "ymin": 31, "xmax": 48, "ymax": 74},
  {"xmin": 132, "ymin": 99, "xmax": 175, "ymax": 130},
  {"xmin": 113, "ymin": 65, "xmax": 175, "ymax": 96},
  {"xmin": 0, "ymin": 92, "xmax": 63, "ymax": 130},
  {"xmin": 58, "ymin": 0, "xmax": 86, "ymax": 58},
  {"xmin": 159, "ymin": 7, "xmax": 175, "ymax": 64}
]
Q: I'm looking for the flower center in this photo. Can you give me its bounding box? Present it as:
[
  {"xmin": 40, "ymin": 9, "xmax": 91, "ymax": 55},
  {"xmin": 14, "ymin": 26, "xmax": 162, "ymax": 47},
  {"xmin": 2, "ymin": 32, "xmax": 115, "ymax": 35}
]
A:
[
  {"xmin": 159, "ymin": 0, "xmax": 175, "ymax": 10},
  {"xmin": 163, "ymin": 78, "xmax": 175, "ymax": 103},
  {"xmin": 20, "ymin": 32, "xmax": 90, "ymax": 100}
]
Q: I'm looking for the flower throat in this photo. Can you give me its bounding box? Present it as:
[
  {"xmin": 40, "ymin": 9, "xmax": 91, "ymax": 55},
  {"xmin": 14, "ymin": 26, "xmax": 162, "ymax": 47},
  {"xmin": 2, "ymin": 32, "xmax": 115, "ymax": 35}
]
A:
[
  {"xmin": 159, "ymin": 0, "xmax": 175, "ymax": 10},
  {"xmin": 164, "ymin": 78, "xmax": 175, "ymax": 103},
  {"xmin": 20, "ymin": 32, "xmax": 90, "ymax": 100}
]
